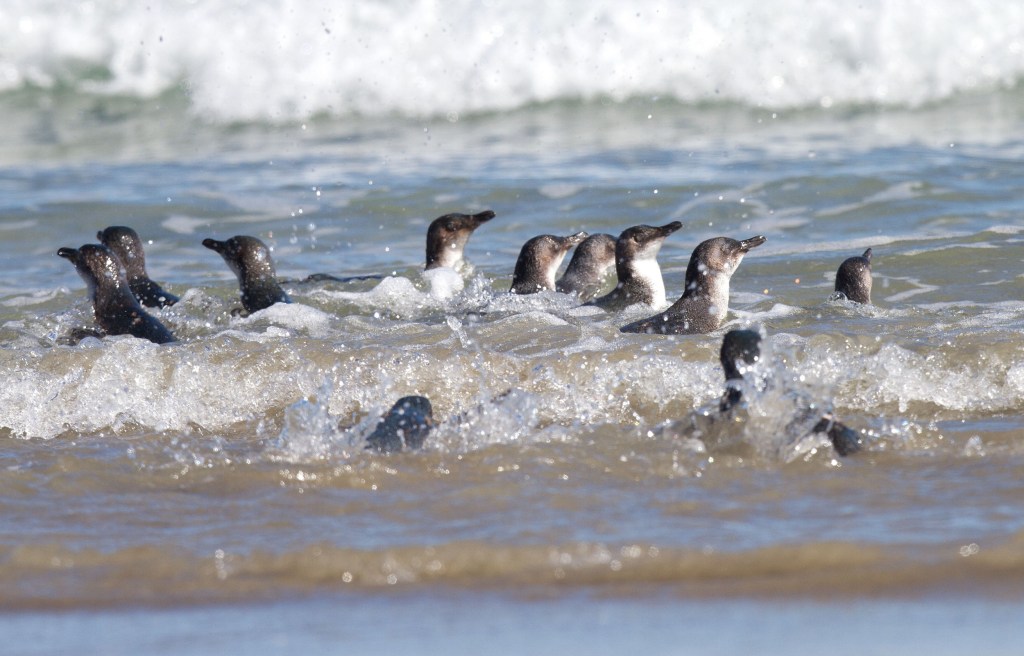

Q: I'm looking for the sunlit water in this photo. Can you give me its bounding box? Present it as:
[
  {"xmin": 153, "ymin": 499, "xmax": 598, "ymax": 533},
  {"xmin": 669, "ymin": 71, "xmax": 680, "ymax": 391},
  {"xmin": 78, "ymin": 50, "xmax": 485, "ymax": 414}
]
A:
[{"xmin": 3, "ymin": 0, "xmax": 1024, "ymax": 651}]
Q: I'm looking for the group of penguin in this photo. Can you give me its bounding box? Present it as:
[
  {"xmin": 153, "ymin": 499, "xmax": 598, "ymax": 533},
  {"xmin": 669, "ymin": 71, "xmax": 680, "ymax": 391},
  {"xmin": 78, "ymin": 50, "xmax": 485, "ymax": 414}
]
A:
[{"xmin": 57, "ymin": 210, "xmax": 873, "ymax": 457}]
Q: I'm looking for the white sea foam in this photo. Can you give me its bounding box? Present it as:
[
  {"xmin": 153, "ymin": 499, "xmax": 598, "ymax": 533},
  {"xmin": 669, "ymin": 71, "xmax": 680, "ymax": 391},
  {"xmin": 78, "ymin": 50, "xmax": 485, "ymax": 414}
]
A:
[
  {"xmin": 234, "ymin": 302, "xmax": 334, "ymax": 337},
  {"xmin": 422, "ymin": 267, "xmax": 465, "ymax": 301},
  {"xmin": 0, "ymin": 289, "xmax": 63, "ymax": 307},
  {"xmin": 729, "ymin": 302, "xmax": 804, "ymax": 325},
  {"xmin": 313, "ymin": 275, "xmax": 432, "ymax": 312},
  {"xmin": 3, "ymin": 0, "xmax": 1023, "ymax": 122},
  {"xmin": 882, "ymin": 278, "xmax": 941, "ymax": 303}
]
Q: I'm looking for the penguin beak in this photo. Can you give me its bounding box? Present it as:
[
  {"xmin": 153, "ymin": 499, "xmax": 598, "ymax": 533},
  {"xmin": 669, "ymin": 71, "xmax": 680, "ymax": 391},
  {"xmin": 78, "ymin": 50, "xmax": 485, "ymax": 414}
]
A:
[
  {"xmin": 659, "ymin": 221, "xmax": 683, "ymax": 236},
  {"xmin": 57, "ymin": 247, "xmax": 80, "ymax": 263},
  {"xmin": 471, "ymin": 210, "xmax": 496, "ymax": 226},
  {"xmin": 862, "ymin": 247, "xmax": 873, "ymax": 261},
  {"xmin": 202, "ymin": 238, "xmax": 226, "ymax": 254},
  {"xmin": 739, "ymin": 235, "xmax": 767, "ymax": 252},
  {"xmin": 562, "ymin": 231, "xmax": 589, "ymax": 249}
]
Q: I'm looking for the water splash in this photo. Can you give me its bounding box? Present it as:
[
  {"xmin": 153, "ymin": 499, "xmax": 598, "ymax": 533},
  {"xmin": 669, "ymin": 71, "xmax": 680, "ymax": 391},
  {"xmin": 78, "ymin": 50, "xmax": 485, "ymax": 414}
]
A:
[{"xmin": 4, "ymin": 0, "xmax": 1023, "ymax": 121}]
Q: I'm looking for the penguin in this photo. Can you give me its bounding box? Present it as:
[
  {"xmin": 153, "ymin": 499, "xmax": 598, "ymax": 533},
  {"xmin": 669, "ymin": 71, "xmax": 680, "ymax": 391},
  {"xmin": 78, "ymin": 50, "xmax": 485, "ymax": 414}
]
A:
[
  {"xmin": 589, "ymin": 222, "xmax": 682, "ymax": 310},
  {"xmin": 57, "ymin": 244, "xmax": 176, "ymax": 344},
  {"xmin": 718, "ymin": 329, "xmax": 861, "ymax": 456},
  {"xmin": 833, "ymin": 248, "xmax": 873, "ymax": 304},
  {"xmin": 97, "ymin": 226, "xmax": 179, "ymax": 308},
  {"xmin": 425, "ymin": 210, "xmax": 497, "ymax": 270},
  {"xmin": 365, "ymin": 396, "xmax": 435, "ymax": 453},
  {"xmin": 509, "ymin": 232, "xmax": 588, "ymax": 295},
  {"xmin": 202, "ymin": 235, "xmax": 291, "ymax": 315},
  {"xmin": 556, "ymin": 233, "xmax": 617, "ymax": 301},
  {"xmin": 620, "ymin": 235, "xmax": 766, "ymax": 334}
]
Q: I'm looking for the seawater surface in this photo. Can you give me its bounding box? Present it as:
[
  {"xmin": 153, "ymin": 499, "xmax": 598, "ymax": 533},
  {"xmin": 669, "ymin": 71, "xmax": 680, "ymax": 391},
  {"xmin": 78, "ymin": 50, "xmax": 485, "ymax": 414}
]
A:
[{"xmin": 3, "ymin": 0, "xmax": 1024, "ymax": 652}]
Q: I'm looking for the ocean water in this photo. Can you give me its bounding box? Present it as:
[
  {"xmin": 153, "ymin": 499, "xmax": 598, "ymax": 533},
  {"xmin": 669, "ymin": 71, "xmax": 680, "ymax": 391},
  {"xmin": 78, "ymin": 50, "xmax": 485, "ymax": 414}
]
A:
[{"xmin": 3, "ymin": 0, "xmax": 1024, "ymax": 652}]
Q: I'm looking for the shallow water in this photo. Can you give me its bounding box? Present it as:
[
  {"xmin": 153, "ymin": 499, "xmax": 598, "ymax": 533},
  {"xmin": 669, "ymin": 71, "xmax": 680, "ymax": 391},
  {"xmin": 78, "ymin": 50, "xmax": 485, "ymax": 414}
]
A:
[
  {"xmin": 5, "ymin": 595, "xmax": 1024, "ymax": 656},
  {"xmin": 3, "ymin": 0, "xmax": 1024, "ymax": 651}
]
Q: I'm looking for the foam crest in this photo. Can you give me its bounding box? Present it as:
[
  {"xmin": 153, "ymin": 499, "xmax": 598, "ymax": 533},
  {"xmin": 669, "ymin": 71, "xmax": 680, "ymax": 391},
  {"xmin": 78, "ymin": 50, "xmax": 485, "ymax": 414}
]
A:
[
  {"xmin": 4, "ymin": 0, "xmax": 1023, "ymax": 121},
  {"xmin": 421, "ymin": 267, "xmax": 465, "ymax": 300},
  {"xmin": 655, "ymin": 336, "xmax": 841, "ymax": 462},
  {"xmin": 269, "ymin": 385, "xmax": 564, "ymax": 460},
  {"xmin": 3, "ymin": 294, "xmax": 1020, "ymax": 444},
  {"xmin": 312, "ymin": 275, "xmax": 439, "ymax": 319},
  {"xmin": 236, "ymin": 303, "xmax": 334, "ymax": 337},
  {"xmin": 0, "ymin": 337, "xmax": 324, "ymax": 439},
  {"xmin": 270, "ymin": 382, "xmax": 347, "ymax": 463},
  {"xmin": 441, "ymin": 388, "xmax": 555, "ymax": 450}
]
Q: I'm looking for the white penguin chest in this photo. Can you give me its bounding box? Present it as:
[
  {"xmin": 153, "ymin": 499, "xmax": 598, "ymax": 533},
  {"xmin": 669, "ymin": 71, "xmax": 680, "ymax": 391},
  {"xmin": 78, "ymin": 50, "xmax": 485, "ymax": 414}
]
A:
[{"xmin": 629, "ymin": 258, "xmax": 665, "ymax": 307}]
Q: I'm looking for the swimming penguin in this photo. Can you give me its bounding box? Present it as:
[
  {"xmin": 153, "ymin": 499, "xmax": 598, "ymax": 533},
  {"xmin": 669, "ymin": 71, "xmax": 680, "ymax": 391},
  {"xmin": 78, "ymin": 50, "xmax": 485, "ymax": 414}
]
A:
[
  {"xmin": 425, "ymin": 210, "xmax": 497, "ymax": 270},
  {"xmin": 718, "ymin": 328, "xmax": 767, "ymax": 413},
  {"xmin": 509, "ymin": 231, "xmax": 588, "ymax": 295},
  {"xmin": 97, "ymin": 226, "xmax": 179, "ymax": 308},
  {"xmin": 57, "ymin": 244, "xmax": 176, "ymax": 344},
  {"xmin": 718, "ymin": 329, "xmax": 861, "ymax": 456},
  {"xmin": 620, "ymin": 235, "xmax": 766, "ymax": 334},
  {"xmin": 589, "ymin": 222, "xmax": 682, "ymax": 310},
  {"xmin": 365, "ymin": 395, "xmax": 435, "ymax": 453},
  {"xmin": 202, "ymin": 235, "xmax": 291, "ymax": 315},
  {"xmin": 556, "ymin": 233, "xmax": 617, "ymax": 301},
  {"xmin": 833, "ymin": 248, "xmax": 873, "ymax": 304}
]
